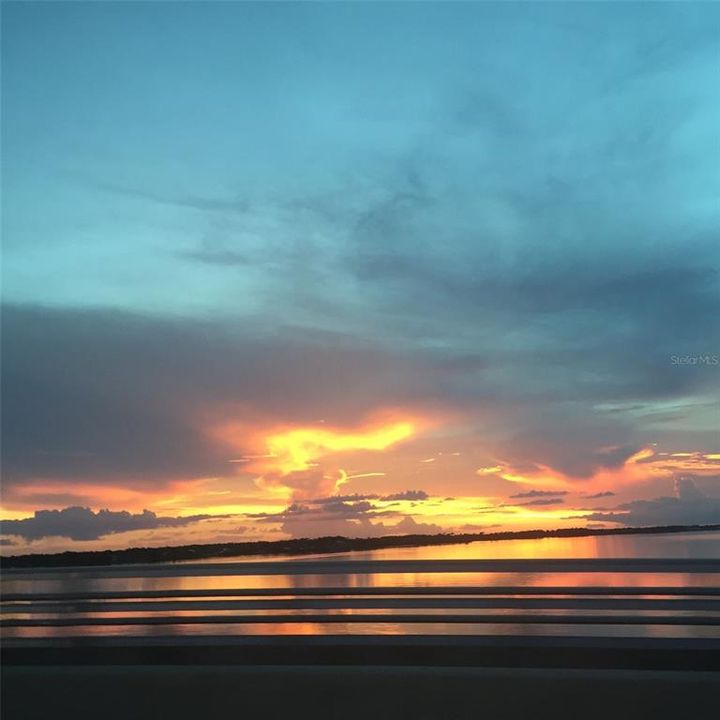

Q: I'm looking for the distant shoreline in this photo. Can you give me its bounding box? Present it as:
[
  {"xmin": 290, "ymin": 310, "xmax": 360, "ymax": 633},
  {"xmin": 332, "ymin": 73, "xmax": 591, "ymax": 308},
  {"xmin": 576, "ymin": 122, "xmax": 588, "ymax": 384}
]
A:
[{"xmin": 2, "ymin": 523, "xmax": 719, "ymax": 569}]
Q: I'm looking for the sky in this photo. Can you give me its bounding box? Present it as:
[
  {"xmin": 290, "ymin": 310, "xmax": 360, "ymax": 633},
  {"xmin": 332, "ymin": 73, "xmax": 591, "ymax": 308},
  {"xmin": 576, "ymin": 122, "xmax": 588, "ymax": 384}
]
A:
[{"xmin": 1, "ymin": 1, "xmax": 719, "ymax": 554}]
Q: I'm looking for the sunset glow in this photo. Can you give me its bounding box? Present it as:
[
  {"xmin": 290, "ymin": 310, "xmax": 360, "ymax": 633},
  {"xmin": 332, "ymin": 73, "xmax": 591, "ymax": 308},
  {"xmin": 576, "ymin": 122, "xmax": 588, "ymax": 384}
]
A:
[
  {"xmin": 2, "ymin": 2, "xmax": 718, "ymax": 554},
  {"xmin": 216, "ymin": 416, "xmax": 422, "ymax": 500},
  {"xmin": 257, "ymin": 420, "xmax": 417, "ymax": 476}
]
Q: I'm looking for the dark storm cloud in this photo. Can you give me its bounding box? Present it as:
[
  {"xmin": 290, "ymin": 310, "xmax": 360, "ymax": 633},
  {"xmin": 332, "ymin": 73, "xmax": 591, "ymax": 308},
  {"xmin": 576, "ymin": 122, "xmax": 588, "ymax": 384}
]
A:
[
  {"xmin": 303, "ymin": 11, "xmax": 720, "ymax": 423},
  {"xmin": 345, "ymin": 211, "xmax": 719, "ymax": 405},
  {"xmin": 489, "ymin": 418, "xmax": 645, "ymax": 480},
  {"xmin": 4, "ymin": 244, "xmax": 719, "ymax": 491},
  {"xmin": 586, "ymin": 479, "xmax": 720, "ymax": 527},
  {"xmin": 0, "ymin": 303, "xmax": 436, "ymax": 489},
  {"xmin": 1, "ymin": 507, "xmax": 218, "ymax": 542},
  {"xmin": 591, "ymin": 447, "xmax": 639, "ymax": 470}
]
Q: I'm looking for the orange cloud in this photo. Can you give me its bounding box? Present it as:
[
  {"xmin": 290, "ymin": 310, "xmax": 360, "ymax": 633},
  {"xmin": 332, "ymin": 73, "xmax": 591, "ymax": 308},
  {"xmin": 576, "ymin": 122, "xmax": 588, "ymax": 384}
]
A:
[
  {"xmin": 260, "ymin": 421, "xmax": 415, "ymax": 474},
  {"xmin": 214, "ymin": 413, "xmax": 425, "ymax": 500},
  {"xmin": 0, "ymin": 477, "xmax": 210, "ymax": 518},
  {"xmin": 477, "ymin": 447, "xmax": 720, "ymax": 494}
]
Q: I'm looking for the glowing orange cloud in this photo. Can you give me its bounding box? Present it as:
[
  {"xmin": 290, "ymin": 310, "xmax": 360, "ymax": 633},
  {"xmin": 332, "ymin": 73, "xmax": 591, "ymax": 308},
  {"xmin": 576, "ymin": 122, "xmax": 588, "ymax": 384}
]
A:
[
  {"xmin": 476, "ymin": 447, "xmax": 720, "ymax": 493},
  {"xmin": 0, "ymin": 477, "xmax": 211, "ymax": 517},
  {"xmin": 214, "ymin": 413, "xmax": 425, "ymax": 499},
  {"xmin": 257, "ymin": 421, "xmax": 416, "ymax": 476}
]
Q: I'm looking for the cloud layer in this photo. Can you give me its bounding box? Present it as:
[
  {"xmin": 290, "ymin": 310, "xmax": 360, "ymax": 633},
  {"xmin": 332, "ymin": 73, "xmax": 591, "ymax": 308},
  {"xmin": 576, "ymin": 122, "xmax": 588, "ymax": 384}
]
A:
[
  {"xmin": 248, "ymin": 490, "xmax": 441, "ymax": 539},
  {"xmin": 587, "ymin": 478, "xmax": 720, "ymax": 527},
  {"xmin": 1, "ymin": 507, "xmax": 218, "ymax": 542}
]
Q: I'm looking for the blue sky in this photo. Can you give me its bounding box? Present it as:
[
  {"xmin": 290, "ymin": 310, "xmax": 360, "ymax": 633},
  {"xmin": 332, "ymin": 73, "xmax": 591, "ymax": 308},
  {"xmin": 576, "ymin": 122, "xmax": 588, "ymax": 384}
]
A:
[
  {"xmin": 2, "ymin": 1, "xmax": 719, "ymax": 550},
  {"xmin": 5, "ymin": 2, "xmax": 718, "ymax": 319}
]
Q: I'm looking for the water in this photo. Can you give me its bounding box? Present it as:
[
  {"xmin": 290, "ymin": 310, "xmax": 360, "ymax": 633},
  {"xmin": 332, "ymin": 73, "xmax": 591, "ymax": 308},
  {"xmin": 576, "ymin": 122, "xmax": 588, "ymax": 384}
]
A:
[
  {"xmin": 220, "ymin": 530, "xmax": 720, "ymax": 562},
  {"xmin": 3, "ymin": 531, "xmax": 719, "ymax": 641}
]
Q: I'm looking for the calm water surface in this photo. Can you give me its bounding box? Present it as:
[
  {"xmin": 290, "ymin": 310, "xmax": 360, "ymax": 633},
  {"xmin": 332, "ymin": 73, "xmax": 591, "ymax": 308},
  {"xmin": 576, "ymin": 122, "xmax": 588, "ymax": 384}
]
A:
[{"xmin": 3, "ymin": 532, "xmax": 719, "ymax": 640}]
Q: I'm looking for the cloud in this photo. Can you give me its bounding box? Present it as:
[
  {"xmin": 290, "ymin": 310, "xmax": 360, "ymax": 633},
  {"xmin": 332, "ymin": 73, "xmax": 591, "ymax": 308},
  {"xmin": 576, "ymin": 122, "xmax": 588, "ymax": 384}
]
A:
[
  {"xmin": 391, "ymin": 515, "xmax": 443, "ymax": 535},
  {"xmin": 591, "ymin": 446, "xmax": 641, "ymax": 470},
  {"xmin": 510, "ymin": 490, "xmax": 569, "ymax": 499},
  {"xmin": 311, "ymin": 493, "xmax": 380, "ymax": 505},
  {"xmin": 585, "ymin": 491, "xmax": 617, "ymax": 499},
  {"xmin": 586, "ymin": 477, "xmax": 720, "ymax": 526},
  {"xmin": 384, "ymin": 490, "xmax": 429, "ymax": 501},
  {"xmin": 0, "ymin": 507, "xmax": 219, "ymax": 542},
  {"xmin": 247, "ymin": 490, "xmax": 438, "ymax": 539},
  {"xmin": 675, "ymin": 477, "xmax": 706, "ymax": 501},
  {"xmin": 1, "ymin": 304, "xmax": 436, "ymax": 497},
  {"xmin": 256, "ymin": 468, "xmax": 349, "ymax": 502},
  {"xmin": 250, "ymin": 489, "xmax": 431, "ymax": 523},
  {"xmin": 278, "ymin": 511, "xmax": 441, "ymax": 540},
  {"xmin": 182, "ymin": 248, "xmax": 254, "ymax": 266},
  {"xmin": 513, "ymin": 498, "xmax": 565, "ymax": 507},
  {"xmin": 232, "ymin": 418, "xmax": 420, "ymax": 500},
  {"xmin": 91, "ymin": 178, "xmax": 251, "ymax": 215},
  {"xmin": 310, "ymin": 490, "xmax": 430, "ymax": 504},
  {"xmin": 504, "ymin": 490, "xmax": 569, "ymax": 506}
]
